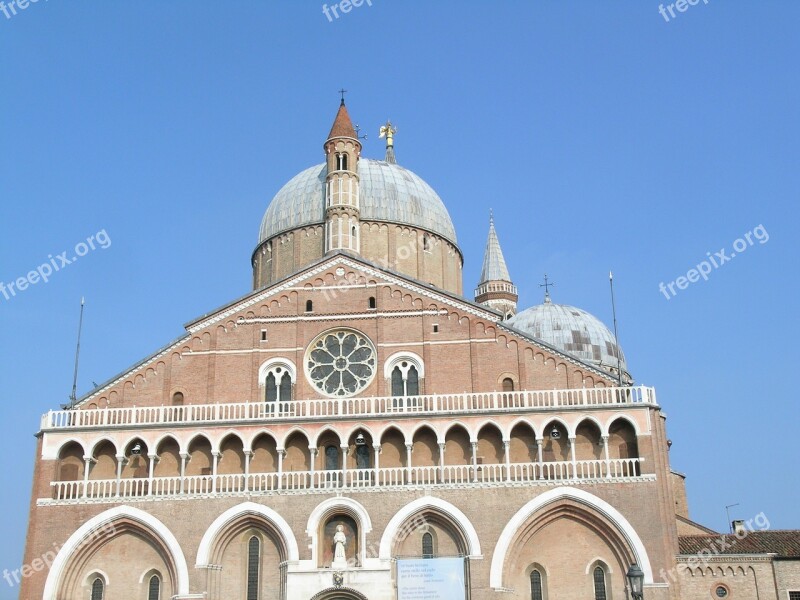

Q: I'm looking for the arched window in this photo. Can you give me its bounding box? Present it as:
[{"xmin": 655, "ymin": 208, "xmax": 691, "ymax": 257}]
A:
[
  {"xmin": 355, "ymin": 444, "xmax": 370, "ymax": 469},
  {"xmin": 368, "ymin": 296, "xmax": 376, "ymax": 309},
  {"xmin": 306, "ymin": 299, "xmax": 313, "ymax": 312},
  {"xmin": 423, "ymin": 235, "xmax": 431, "ymax": 252},
  {"xmin": 530, "ymin": 569, "xmax": 543, "ymax": 600},
  {"xmin": 391, "ymin": 366, "xmax": 404, "ymax": 397},
  {"xmin": 593, "ymin": 566, "xmax": 607, "ymax": 600},
  {"xmin": 422, "ymin": 532, "xmax": 434, "ymax": 559},
  {"xmin": 148, "ymin": 575, "xmax": 161, "ymax": 600},
  {"xmin": 337, "ymin": 153, "xmax": 348, "ymax": 171},
  {"xmin": 325, "ymin": 445, "xmax": 339, "ymax": 470},
  {"xmin": 171, "ymin": 391, "xmax": 184, "ymax": 405},
  {"xmin": 247, "ymin": 536, "xmax": 260, "ymax": 600},
  {"xmin": 502, "ymin": 377, "xmax": 515, "ymax": 392},
  {"xmin": 260, "ymin": 360, "xmax": 296, "ymax": 404},
  {"xmin": 91, "ymin": 578, "xmax": 104, "ymax": 600},
  {"xmin": 407, "ymin": 365, "xmax": 419, "ymax": 395}
]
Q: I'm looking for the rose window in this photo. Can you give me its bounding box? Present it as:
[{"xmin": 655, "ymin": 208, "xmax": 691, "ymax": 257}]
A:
[{"xmin": 306, "ymin": 330, "xmax": 376, "ymax": 397}]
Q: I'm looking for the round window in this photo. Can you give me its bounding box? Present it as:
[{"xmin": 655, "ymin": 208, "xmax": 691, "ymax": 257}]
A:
[
  {"xmin": 715, "ymin": 586, "xmax": 729, "ymax": 598},
  {"xmin": 306, "ymin": 329, "xmax": 376, "ymax": 397}
]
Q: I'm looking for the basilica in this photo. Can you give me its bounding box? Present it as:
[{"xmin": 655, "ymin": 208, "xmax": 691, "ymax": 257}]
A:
[{"xmin": 20, "ymin": 100, "xmax": 800, "ymax": 600}]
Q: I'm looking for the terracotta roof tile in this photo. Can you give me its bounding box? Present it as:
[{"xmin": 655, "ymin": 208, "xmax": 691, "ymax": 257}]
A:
[{"xmin": 679, "ymin": 531, "xmax": 800, "ymax": 558}]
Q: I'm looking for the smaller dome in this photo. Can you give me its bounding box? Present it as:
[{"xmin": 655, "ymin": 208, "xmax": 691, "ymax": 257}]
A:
[{"xmin": 507, "ymin": 301, "xmax": 627, "ymax": 376}]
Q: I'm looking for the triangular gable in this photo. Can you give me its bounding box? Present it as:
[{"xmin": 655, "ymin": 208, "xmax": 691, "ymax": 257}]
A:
[{"xmin": 73, "ymin": 253, "xmax": 613, "ymax": 408}]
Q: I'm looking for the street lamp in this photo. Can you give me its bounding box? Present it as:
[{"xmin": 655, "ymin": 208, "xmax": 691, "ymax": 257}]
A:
[{"xmin": 626, "ymin": 564, "xmax": 644, "ymax": 600}]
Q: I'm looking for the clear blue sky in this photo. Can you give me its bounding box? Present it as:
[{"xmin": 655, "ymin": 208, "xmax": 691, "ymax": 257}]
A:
[{"xmin": 1, "ymin": 0, "xmax": 798, "ymax": 586}]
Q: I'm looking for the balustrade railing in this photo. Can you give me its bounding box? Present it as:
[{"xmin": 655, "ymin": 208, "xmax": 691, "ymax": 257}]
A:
[
  {"xmin": 47, "ymin": 458, "xmax": 644, "ymax": 502},
  {"xmin": 42, "ymin": 386, "xmax": 656, "ymax": 430}
]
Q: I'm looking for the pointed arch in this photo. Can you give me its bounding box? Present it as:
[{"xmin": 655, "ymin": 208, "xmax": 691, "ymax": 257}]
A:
[
  {"xmin": 489, "ymin": 487, "xmax": 653, "ymax": 589},
  {"xmin": 42, "ymin": 506, "xmax": 189, "ymax": 599},
  {"xmin": 379, "ymin": 496, "xmax": 482, "ymax": 559},
  {"xmin": 196, "ymin": 502, "xmax": 299, "ymax": 566}
]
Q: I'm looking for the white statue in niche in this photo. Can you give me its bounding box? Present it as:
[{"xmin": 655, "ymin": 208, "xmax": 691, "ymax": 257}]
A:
[{"xmin": 332, "ymin": 523, "xmax": 348, "ymax": 568}]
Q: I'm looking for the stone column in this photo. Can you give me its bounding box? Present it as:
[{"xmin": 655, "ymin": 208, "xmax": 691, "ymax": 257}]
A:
[
  {"xmin": 309, "ymin": 448, "xmax": 318, "ymax": 488},
  {"xmin": 471, "ymin": 442, "xmax": 479, "ymax": 483},
  {"xmin": 405, "ymin": 443, "xmax": 413, "ymax": 484},
  {"xmin": 211, "ymin": 450, "xmax": 220, "ymax": 494},
  {"xmin": 602, "ymin": 435, "xmax": 611, "ymax": 478},
  {"xmin": 180, "ymin": 452, "xmax": 189, "ymax": 495},
  {"xmin": 82, "ymin": 455, "xmax": 93, "ymax": 499},
  {"xmin": 341, "ymin": 444, "xmax": 349, "ymax": 488},
  {"xmin": 438, "ymin": 442, "xmax": 446, "ymax": 483},
  {"xmin": 373, "ymin": 444, "xmax": 381, "ymax": 486},
  {"xmin": 277, "ymin": 449, "xmax": 285, "ymax": 490},
  {"xmin": 147, "ymin": 453, "xmax": 158, "ymax": 496},
  {"xmin": 536, "ymin": 440, "xmax": 544, "ymax": 480},
  {"xmin": 568, "ymin": 437, "xmax": 577, "ymax": 480},
  {"xmin": 243, "ymin": 450, "xmax": 252, "ymax": 492},
  {"xmin": 115, "ymin": 454, "xmax": 124, "ymax": 497},
  {"xmin": 503, "ymin": 440, "xmax": 511, "ymax": 482}
]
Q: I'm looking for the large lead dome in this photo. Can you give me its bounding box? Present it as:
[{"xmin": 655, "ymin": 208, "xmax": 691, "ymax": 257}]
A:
[
  {"xmin": 507, "ymin": 300, "xmax": 628, "ymax": 377},
  {"xmin": 258, "ymin": 159, "xmax": 458, "ymax": 246}
]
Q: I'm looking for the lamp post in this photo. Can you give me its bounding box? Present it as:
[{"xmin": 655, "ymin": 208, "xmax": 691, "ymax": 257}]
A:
[{"xmin": 626, "ymin": 564, "xmax": 645, "ymax": 600}]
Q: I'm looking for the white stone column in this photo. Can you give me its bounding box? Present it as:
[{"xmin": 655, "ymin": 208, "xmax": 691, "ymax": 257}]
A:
[
  {"xmin": 536, "ymin": 440, "xmax": 544, "ymax": 480},
  {"xmin": 438, "ymin": 442, "xmax": 446, "ymax": 483},
  {"xmin": 503, "ymin": 440, "xmax": 511, "ymax": 482},
  {"xmin": 405, "ymin": 443, "xmax": 413, "ymax": 484},
  {"xmin": 471, "ymin": 442, "xmax": 479, "ymax": 483},
  {"xmin": 115, "ymin": 454, "xmax": 124, "ymax": 497},
  {"xmin": 373, "ymin": 444, "xmax": 381, "ymax": 486},
  {"xmin": 309, "ymin": 448, "xmax": 318, "ymax": 488},
  {"xmin": 211, "ymin": 450, "xmax": 220, "ymax": 494},
  {"xmin": 569, "ymin": 437, "xmax": 577, "ymax": 480},
  {"xmin": 243, "ymin": 450, "xmax": 252, "ymax": 492},
  {"xmin": 277, "ymin": 449, "xmax": 285, "ymax": 490},
  {"xmin": 147, "ymin": 453, "xmax": 158, "ymax": 496},
  {"xmin": 82, "ymin": 455, "xmax": 93, "ymax": 499},
  {"xmin": 602, "ymin": 435, "xmax": 611, "ymax": 478},
  {"xmin": 341, "ymin": 444, "xmax": 349, "ymax": 488},
  {"xmin": 180, "ymin": 452, "xmax": 189, "ymax": 495}
]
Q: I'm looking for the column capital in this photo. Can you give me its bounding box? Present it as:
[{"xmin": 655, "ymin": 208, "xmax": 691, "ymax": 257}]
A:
[
  {"xmin": 372, "ymin": 444, "xmax": 382, "ymax": 452},
  {"xmin": 211, "ymin": 450, "xmax": 221, "ymax": 458},
  {"xmin": 405, "ymin": 443, "xmax": 413, "ymax": 451},
  {"xmin": 180, "ymin": 452, "xmax": 191, "ymax": 460},
  {"xmin": 243, "ymin": 450, "xmax": 253, "ymax": 457},
  {"xmin": 147, "ymin": 453, "xmax": 159, "ymax": 461}
]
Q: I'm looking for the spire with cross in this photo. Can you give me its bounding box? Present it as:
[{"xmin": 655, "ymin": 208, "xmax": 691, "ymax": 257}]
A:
[
  {"xmin": 338, "ymin": 88, "xmax": 347, "ymax": 105},
  {"xmin": 540, "ymin": 274, "xmax": 555, "ymax": 303}
]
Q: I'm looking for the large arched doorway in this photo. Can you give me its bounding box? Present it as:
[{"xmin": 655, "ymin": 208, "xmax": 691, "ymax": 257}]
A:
[{"xmin": 310, "ymin": 587, "xmax": 369, "ymax": 600}]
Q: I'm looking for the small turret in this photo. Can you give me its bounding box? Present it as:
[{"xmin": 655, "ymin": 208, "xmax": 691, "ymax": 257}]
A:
[
  {"xmin": 475, "ymin": 212, "xmax": 518, "ymax": 319},
  {"xmin": 324, "ymin": 98, "xmax": 362, "ymax": 254}
]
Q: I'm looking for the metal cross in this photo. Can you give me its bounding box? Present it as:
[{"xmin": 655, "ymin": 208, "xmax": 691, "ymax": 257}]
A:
[
  {"xmin": 338, "ymin": 88, "xmax": 347, "ymax": 103},
  {"xmin": 540, "ymin": 274, "xmax": 555, "ymax": 297}
]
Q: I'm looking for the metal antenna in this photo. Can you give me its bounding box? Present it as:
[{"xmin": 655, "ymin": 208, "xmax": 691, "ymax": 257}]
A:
[
  {"xmin": 609, "ymin": 272, "xmax": 623, "ymax": 387},
  {"xmin": 69, "ymin": 297, "xmax": 85, "ymax": 405},
  {"xmin": 726, "ymin": 503, "xmax": 740, "ymax": 533}
]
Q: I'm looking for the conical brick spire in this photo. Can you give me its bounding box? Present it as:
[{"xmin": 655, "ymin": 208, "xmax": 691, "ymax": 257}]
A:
[{"xmin": 328, "ymin": 100, "xmax": 357, "ymax": 140}]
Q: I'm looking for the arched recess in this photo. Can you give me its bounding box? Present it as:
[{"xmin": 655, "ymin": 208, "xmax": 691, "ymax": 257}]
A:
[
  {"xmin": 196, "ymin": 502, "xmax": 299, "ymax": 566},
  {"xmin": 306, "ymin": 497, "xmax": 373, "ymax": 568},
  {"xmin": 489, "ymin": 487, "xmax": 654, "ymax": 590},
  {"xmin": 379, "ymin": 496, "xmax": 482, "ymax": 560},
  {"xmin": 310, "ymin": 587, "xmax": 369, "ymax": 600},
  {"xmin": 43, "ymin": 506, "xmax": 189, "ymax": 600}
]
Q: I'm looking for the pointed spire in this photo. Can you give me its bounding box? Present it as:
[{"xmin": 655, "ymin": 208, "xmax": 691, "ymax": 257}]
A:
[
  {"xmin": 328, "ymin": 100, "xmax": 357, "ymax": 140},
  {"xmin": 479, "ymin": 210, "xmax": 512, "ymax": 284}
]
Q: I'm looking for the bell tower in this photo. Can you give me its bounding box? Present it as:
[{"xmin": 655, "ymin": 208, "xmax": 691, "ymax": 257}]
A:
[
  {"xmin": 475, "ymin": 212, "xmax": 518, "ymax": 319},
  {"xmin": 324, "ymin": 97, "xmax": 362, "ymax": 254}
]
